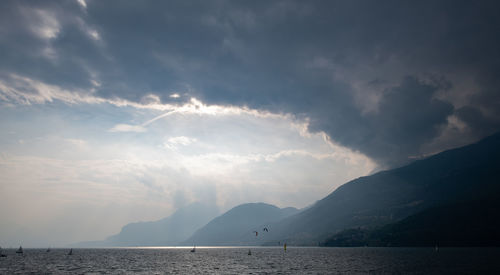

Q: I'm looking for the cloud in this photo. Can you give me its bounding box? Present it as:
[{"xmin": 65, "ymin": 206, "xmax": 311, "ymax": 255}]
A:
[
  {"xmin": 27, "ymin": 8, "xmax": 60, "ymax": 40},
  {"xmin": 0, "ymin": 73, "xmax": 291, "ymax": 120},
  {"xmin": 109, "ymin": 124, "xmax": 146, "ymax": 133},
  {"xmin": 164, "ymin": 136, "xmax": 197, "ymax": 150},
  {"xmin": 0, "ymin": 74, "xmax": 105, "ymax": 105},
  {"xmin": 456, "ymin": 106, "xmax": 500, "ymax": 137},
  {"xmin": 1, "ymin": 0, "xmax": 494, "ymax": 166},
  {"xmin": 0, "ymin": 2, "xmax": 498, "ymax": 178},
  {"xmin": 77, "ymin": 0, "xmax": 87, "ymax": 9},
  {"xmin": 353, "ymin": 76, "xmax": 453, "ymax": 166}
]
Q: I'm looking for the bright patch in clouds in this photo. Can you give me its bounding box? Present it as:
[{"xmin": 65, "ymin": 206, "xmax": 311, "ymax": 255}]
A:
[
  {"xmin": 88, "ymin": 29, "xmax": 100, "ymax": 41},
  {"xmin": 164, "ymin": 136, "xmax": 197, "ymax": 150},
  {"xmin": 109, "ymin": 124, "xmax": 147, "ymax": 133},
  {"xmin": 30, "ymin": 9, "xmax": 60, "ymax": 40},
  {"xmin": 77, "ymin": 0, "xmax": 87, "ymax": 9}
]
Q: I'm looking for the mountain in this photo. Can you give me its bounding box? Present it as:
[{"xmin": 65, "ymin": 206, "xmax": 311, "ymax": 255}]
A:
[
  {"xmin": 323, "ymin": 198, "xmax": 500, "ymax": 247},
  {"xmin": 76, "ymin": 202, "xmax": 219, "ymax": 247},
  {"xmin": 77, "ymin": 133, "xmax": 500, "ymax": 247},
  {"xmin": 258, "ymin": 132, "xmax": 500, "ymax": 245},
  {"xmin": 181, "ymin": 203, "xmax": 298, "ymax": 246}
]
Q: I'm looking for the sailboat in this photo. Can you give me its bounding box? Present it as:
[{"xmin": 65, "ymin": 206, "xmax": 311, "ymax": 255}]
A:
[
  {"xmin": 0, "ymin": 247, "xmax": 6, "ymax": 257},
  {"xmin": 248, "ymin": 249, "xmax": 252, "ymax": 255},
  {"xmin": 68, "ymin": 248, "xmax": 73, "ymax": 255},
  {"xmin": 190, "ymin": 246, "xmax": 196, "ymax": 253},
  {"xmin": 16, "ymin": 246, "xmax": 23, "ymax": 254},
  {"xmin": 46, "ymin": 247, "xmax": 51, "ymax": 253}
]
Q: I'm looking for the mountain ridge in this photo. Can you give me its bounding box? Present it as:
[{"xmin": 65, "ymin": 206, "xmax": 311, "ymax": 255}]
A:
[
  {"xmin": 181, "ymin": 202, "xmax": 299, "ymax": 246},
  {"xmin": 241, "ymin": 132, "xmax": 500, "ymax": 245}
]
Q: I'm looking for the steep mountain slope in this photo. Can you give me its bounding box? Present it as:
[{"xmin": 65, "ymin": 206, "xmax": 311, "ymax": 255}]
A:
[
  {"xmin": 263, "ymin": 132, "xmax": 500, "ymax": 245},
  {"xmin": 182, "ymin": 203, "xmax": 298, "ymax": 246},
  {"xmin": 324, "ymin": 198, "xmax": 500, "ymax": 247}
]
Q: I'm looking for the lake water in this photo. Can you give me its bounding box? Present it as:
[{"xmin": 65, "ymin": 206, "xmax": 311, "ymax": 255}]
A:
[{"xmin": 1, "ymin": 247, "xmax": 499, "ymax": 274}]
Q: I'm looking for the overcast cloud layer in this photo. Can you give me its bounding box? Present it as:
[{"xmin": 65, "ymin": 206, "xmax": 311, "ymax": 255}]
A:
[
  {"xmin": 1, "ymin": 0, "xmax": 500, "ymax": 246},
  {"xmin": 2, "ymin": 0, "xmax": 500, "ymax": 165},
  {"xmin": 2, "ymin": 0, "xmax": 500, "ymax": 164}
]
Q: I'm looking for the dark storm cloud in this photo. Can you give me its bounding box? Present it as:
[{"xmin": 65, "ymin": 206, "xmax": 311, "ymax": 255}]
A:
[
  {"xmin": 0, "ymin": 0, "xmax": 107, "ymax": 89},
  {"xmin": 456, "ymin": 106, "xmax": 500, "ymax": 138},
  {"xmin": 1, "ymin": 0, "xmax": 500, "ymax": 166}
]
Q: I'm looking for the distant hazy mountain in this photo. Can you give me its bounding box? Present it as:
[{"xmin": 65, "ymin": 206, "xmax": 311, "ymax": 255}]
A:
[
  {"xmin": 181, "ymin": 203, "xmax": 298, "ymax": 246},
  {"xmin": 263, "ymin": 132, "xmax": 500, "ymax": 245},
  {"xmin": 76, "ymin": 202, "xmax": 219, "ymax": 247}
]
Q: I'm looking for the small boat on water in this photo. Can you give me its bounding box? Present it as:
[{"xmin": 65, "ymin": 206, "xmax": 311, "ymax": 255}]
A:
[
  {"xmin": 46, "ymin": 247, "xmax": 51, "ymax": 253},
  {"xmin": 248, "ymin": 249, "xmax": 252, "ymax": 255},
  {"xmin": 68, "ymin": 248, "xmax": 73, "ymax": 255},
  {"xmin": 0, "ymin": 247, "xmax": 6, "ymax": 257},
  {"xmin": 16, "ymin": 246, "xmax": 23, "ymax": 254},
  {"xmin": 190, "ymin": 246, "xmax": 196, "ymax": 253}
]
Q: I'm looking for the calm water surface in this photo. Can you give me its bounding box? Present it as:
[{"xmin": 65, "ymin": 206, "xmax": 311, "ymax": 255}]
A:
[{"xmin": 1, "ymin": 247, "xmax": 499, "ymax": 274}]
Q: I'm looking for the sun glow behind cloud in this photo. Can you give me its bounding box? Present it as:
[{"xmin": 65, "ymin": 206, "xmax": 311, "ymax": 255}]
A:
[{"xmin": 0, "ymin": 75, "xmax": 375, "ymax": 246}]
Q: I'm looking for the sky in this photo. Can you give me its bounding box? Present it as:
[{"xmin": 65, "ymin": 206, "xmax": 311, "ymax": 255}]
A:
[{"xmin": 1, "ymin": 0, "xmax": 499, "ymax": 247}]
